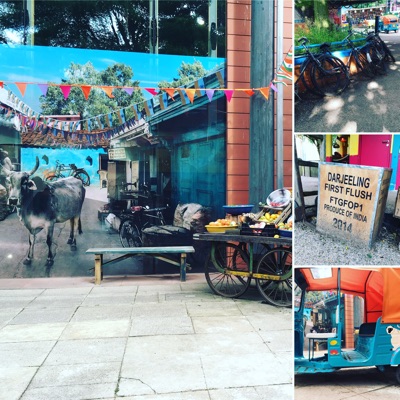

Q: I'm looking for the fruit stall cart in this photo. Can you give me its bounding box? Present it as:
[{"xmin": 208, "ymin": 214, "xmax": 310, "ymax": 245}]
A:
[{"xmin": 193, "ymin": 192, "xmax": 293, "ymax": 307}]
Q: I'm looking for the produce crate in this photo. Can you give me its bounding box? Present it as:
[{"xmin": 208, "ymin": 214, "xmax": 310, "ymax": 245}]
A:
[{"xmin": 240, "ymin": 223, "xmax": 277, "ymax": 237}]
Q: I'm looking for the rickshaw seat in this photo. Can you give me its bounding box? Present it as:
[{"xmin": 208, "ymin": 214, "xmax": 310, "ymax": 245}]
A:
[{"xmin": 358, "ymin": 322, "xmax": 376, "ymax": 337}]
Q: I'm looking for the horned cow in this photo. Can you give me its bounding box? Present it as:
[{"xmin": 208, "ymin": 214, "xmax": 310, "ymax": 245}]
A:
[{"xmin": 2, "ymin": 156, "xmax": 86, "ymax": 266}]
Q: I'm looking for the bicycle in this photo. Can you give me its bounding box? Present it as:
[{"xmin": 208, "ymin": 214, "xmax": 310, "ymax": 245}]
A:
[
  {"xmin": 45, "ymin": 160, "xmax": 90, "ymax": 186},
  {"xmin": 364, "ymin": 31, "xmax": 395, "ymax": 74},
  {"xmin": 295, "ymin": 37, "xmax": 350, "ymax": 98},
  {"xmin": 119, "ymin": 205, "xmax": 167, "ymax": 247},
  {"xmin": 342, "ymin": 30, "xmax": 376, "ymax": 79}
]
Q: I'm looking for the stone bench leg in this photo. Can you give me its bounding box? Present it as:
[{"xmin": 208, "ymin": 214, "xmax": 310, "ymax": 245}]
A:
[{"xmin": 94, "ymin": 254, "xmax": 103, "ymax": 285}]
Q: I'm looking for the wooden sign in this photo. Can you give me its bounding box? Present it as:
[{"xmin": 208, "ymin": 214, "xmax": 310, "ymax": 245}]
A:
[{"xmin": 316, "ymin": 162, "xmax": 392, "ymax": 247}]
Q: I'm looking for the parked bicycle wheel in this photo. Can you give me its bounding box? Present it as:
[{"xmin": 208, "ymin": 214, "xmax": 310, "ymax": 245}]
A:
[
  {"xmin": 255, "ymin": 247, "xmax": 292, "ymax": 307},
  {"xmin": 354, "ymin": 48, "xmax": 376, "ymax": 78},
  {"xmin": 74, "ymin": 170, "xmax": 90, "ymax": 186},
  {"xmin": 205, "ymin": 243, "xmax": 251, "ymax": 298},
  {"xmin": 119, "ymin": 220, "xmax": 142, "ymax": 247},
  {"xmin": 311, "ymin": 55, "xmax": 350, "ymax": 96}
]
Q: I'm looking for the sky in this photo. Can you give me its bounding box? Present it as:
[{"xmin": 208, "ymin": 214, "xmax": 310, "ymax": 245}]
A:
[{"xmin": 0, "ymin": 44, "xmax": 225, "ymax": 113}]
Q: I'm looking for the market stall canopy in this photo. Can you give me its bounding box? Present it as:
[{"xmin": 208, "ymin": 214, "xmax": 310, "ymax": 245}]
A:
[{"xmin": 296, "ymin": 268, "xmax": 400, "ymax": 323}]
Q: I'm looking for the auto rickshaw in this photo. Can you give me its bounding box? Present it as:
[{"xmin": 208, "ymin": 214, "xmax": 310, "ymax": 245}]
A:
[
  {"xmin": 295, "ymin": 267, "xmax": 400, "ymax": 383},
  {"xmin": 378, "ymin": 15, "xmax": 399, "ymax": 33}
]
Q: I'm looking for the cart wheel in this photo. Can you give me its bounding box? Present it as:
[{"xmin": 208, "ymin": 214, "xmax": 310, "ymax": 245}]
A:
[
  {"xmin": 119, "ymin": 220, "xmax": 142, "ymax": 247},
  {"xmin": 205, "ymin": 243, "xmax": 251, "ymax": 298},
  {"xmin": 255, "ymin": 247, "xmax": 292, "ymax": 307}
]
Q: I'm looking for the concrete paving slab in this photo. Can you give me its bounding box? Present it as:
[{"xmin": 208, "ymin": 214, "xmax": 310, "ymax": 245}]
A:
[
  {"xmin": 30, "ymin": 361, "xmax": 121, "ymax": 388},
  {"xmin": 129, "ymin": 315, "xmax": 194, "ymax": 336},
  {"xmin": 0, "ymin": 341, "xmax": 55, "ymax": 367},
  {"xmin": 119, "ymin": 354, "xmax": 207, "ymax": 394},
  {"xmin": 259, "ymin": 329, "xmax": 292, "ymax": 353},
  {"xmin": 81, "ymin": 294, "xmax": 136, "ymax": 307},
  {"xmin": 117, "ymin": 389, "xmax": 210, "ymax": 399},
  {"xmin": 26, "ymin": 295, "xmax": 87, "ymax": 309},
  {"xmin": 9, "ymin": 306, "xmax": 77, "ymax": 325},
  {"xmin": 20, "ymin": 383, "xmax": 116, "ymax": 400},
  {"xmin": 131, "ymin": 302, "xmax": 188, "ymax": 318},
  {"xmin": 0, "ymin": 322, "xmax": 66, "ymax": 342},
  {"xmin": 0, "ymin": 296, "xmax": 36, "ymax": 308},
  {"xmin": 194, "ymin": 332, "xmax": 269, "ymax": 356},
  {"xmin": 192, "ymin": 315, "xmax": 254, "ymax": 334},
  {"xmin": 43, "ymin": 337, "xmax": 127, "ymax": 365},
  {"xmin": 246, "ymin": 312, "xmax": 292, "ymax": 331},
  {"xmin": 0, "ymin": 289, "xmax": 44, "ymax": 297},
  {"xmin": 0, "ymin": 307, "xmax": 23, "ymax": 326},
  {"xmin": 90, "ymin": 285, "xmax": 138, "ymax": 294},
  {"xmin": 186, "ymin": 301, "xmax": 241, "ymax": 317},
  {"xmin": 202, "ymin": 352, "xmax": 292, "ymax": 389},
  {"xmin": 0, "ymin": 366, "xmax": 38, "ymax": 400},
  {"xmin": 164, "ymin": 291, "xmax": 217, "ymax": 302},
  {"xmin": 210, "ymin": 385, "xmax": 293, "ymax": 400},
  {"xmin": 70, "ymin": 304, "xmax": 133, "ymax": 322},
  {"xmin": 60, "ymin": 319, "xmax": 131, "ymax": 340},
  {"xmin": 41, "ymin": 287, "xmax": 92, "ymax": 296}
]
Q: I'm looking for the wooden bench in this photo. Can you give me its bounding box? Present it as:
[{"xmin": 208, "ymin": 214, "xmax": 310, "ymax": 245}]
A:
[{"xmin": 86, "ymin": 246, "xmax": 195, "ymax": 284}]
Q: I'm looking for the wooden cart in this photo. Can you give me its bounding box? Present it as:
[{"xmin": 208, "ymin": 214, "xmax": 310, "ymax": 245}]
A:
[{"xmin": 193, "ymin": 232, "xmax": 292, "ymax": 307}]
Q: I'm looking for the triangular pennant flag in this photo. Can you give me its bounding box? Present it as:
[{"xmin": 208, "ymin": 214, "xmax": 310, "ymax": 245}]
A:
[
  {"xmin": 260, "ymin": 87, "xmax": 270, "ymax": 100},
  {"xmin": 277, "ymin": 49, "xmax": 293, "ymax": 81},
  {"xmin": 37, "ymin": 83, "xmax": 49, "ymax": 96},
  {"xmin": 185, "ymin": 89, "xmax": 196, "ymax": 104},
  {"xmin": 164, "ymin": 88, "xmax": 175, "ymax": 100},
  {"xmin": 224, "ymin": 89, "xmax": 234, "ymax": 103},
  {"xmin": 123, "ymin": 87, "xmax": 134, "ymax": 95},
  {"xmin": 206, "ymin": 89, "xmax": 215, "ymax": 102},
  {"xmin": 0, "ymin": 81, "xmax": 3, "ymax": 88},
  {"xmin": 145, "ymin": 88, "xmax": 158, "ymax": 96},
  {"xmin": 243, "ymin": 89, "xmax": 255, "ymax": 97},
  {"xmin": 101, "ymin": 86, "xmax": 115, "ymax": 98},
  {"xmin": 15, "ymin": 82, "xmax": 27, "ymax": 97},
  {"xmin": 270, "ymin": 82, "xmax": 278, "ymax": 93},
  {"xmin": 60, "ymin": 85, "xmax": 72, "ymax": 100},
  {"xmin": 81, "ymin": 85, "xmax": 91, "ymax": 100}
]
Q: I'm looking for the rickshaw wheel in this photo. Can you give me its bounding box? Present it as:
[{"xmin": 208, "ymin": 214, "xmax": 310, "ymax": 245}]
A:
[
  {"xmin": 255, "ymin": 247, "xmax": 292, "ymax": 307},
  {"xmin": 204, "ymin": 243, "xmax": 251, "ymax": 298}
]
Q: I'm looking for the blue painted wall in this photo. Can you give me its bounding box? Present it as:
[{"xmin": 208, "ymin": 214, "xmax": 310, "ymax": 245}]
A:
[{"xmin": 21, "ymin": 148, "xmax": 107, "ymax": 184}]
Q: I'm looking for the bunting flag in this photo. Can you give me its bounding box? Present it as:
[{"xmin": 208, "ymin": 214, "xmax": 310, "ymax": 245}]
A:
[
  {"xmin": 260, "ymin": 87, "xmax": 270, "ymax": 100},
  {"xmin": 102, "ymin": 86, "xmax": 114, "ymax": 98},
  {"xmin": 224, "ymin": 89, "xmax": 234, "ymax": 103},
  {"xmin": 185, "ymin": 89, "xmax": 196, "ymax": 104},
  {"xmin": 0, "ymin": 46, "xmax": 293, "ymax": 149},
  {"xmin": 164, "ymin": 88, "xmax": 175, "ymax": 99},
  {"xmin": 60, "ymin": 85, "xmax": 72, "ymax": 100},
  {"xmin": 15, "ymin": 82, "xmax": 28, "ymax": 97},
  {"xmin": 206, "ymin": 89, "xmax": 214, "ymax": 102},
  {"xmin": 276, "ymin": 49, "xmax": 293, "ymax": 81},
  {"xmin": 37, "ymin": 84, "xmax": 49, "ymax": 96},
  {"xmin": 269, "ymin": 82, "xmax": 278, "ymax": 93},
  {"xmin": 81, "ymin": 85, "xmax": 91, "ymax": 100}
]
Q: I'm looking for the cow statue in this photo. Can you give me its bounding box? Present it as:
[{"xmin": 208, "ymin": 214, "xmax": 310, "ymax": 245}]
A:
[{"xmin": 2, "ymin": 156, "xmax": 86, "ymax": 266}]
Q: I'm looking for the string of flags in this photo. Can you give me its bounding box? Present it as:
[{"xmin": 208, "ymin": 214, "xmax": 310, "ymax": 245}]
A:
[{"xmin": 0, "ymin": 47, "xmax": 292, "ymax": 147}]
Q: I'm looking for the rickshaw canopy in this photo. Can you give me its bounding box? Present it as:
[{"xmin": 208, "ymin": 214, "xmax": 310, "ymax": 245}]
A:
[
  {"xmin": 297, "ymin": 268, "xmax": 400, "ymax": 323},
  {"xmin": 382, "ymin": 15, "xmax": 398, "ymax": 24}
]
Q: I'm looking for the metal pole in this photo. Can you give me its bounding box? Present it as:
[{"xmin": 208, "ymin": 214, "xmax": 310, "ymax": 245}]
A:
[
  {"xmin": 149, "ymin": 0, "xmax": 158, "ymax": 54},
  {"xmin": 276, "ymin": 0, "xmax": 283, "ymax": 189},
  {"xmin": 27, "ymin": 0, "xmax": 35, "ymax": 45}
]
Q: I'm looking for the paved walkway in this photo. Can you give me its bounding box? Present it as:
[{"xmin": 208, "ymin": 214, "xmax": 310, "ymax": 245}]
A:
[
  {"xmin": 295, "ymin": 33, "xmax": 400, "ymax": 133},
  {"xmin": 0, "ymin": 274, "xmax": 292, "ymax": 400}
]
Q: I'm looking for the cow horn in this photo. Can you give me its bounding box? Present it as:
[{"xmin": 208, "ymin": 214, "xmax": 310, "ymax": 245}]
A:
[{"xmin": 28, "ymin": 156, "xmax": 40, "ymax": 176}]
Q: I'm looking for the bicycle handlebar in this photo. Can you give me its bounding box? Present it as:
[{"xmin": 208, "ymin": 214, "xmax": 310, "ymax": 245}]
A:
[{"xmin": 297, "ymin": 37, "xmax": 308, "ymax": 45}]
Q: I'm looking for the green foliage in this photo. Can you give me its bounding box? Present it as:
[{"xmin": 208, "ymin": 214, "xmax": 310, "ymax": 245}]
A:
[
  {"xmin": 39, "ymin": 62, "xmax": 144, "ymax": 123},
  {"xmin": 295, "ymin": 22, "xmax": 365, "ymax": 55},
  {"xmin": 158, "ymin": 61, "xmax": 207, "ymax": 88}
]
